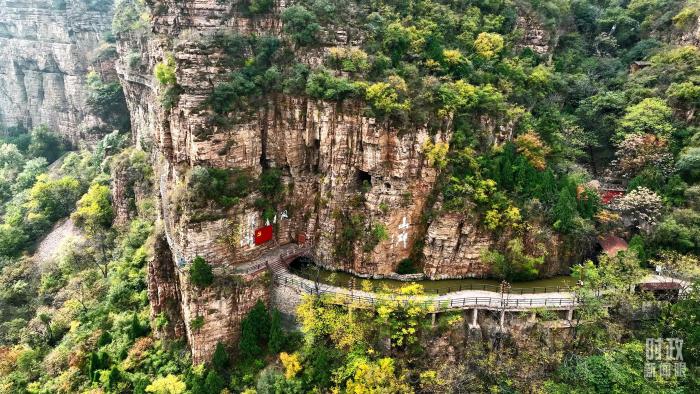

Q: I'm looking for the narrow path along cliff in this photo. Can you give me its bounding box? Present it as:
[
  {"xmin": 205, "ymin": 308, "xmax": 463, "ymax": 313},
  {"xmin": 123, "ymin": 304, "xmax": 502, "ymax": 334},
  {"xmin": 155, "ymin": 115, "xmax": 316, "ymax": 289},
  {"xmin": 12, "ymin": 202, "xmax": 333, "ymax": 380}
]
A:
[{"xmin": 235, "ymin": 243, "xmax": 695, "ymax": 313}]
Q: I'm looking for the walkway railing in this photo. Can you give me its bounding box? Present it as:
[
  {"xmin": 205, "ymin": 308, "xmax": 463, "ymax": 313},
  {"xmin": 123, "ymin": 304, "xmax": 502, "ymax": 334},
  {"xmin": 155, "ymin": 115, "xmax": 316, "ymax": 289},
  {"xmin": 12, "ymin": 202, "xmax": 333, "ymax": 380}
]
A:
[
  {"xmin": 290, "ymin": 275, "xmax": 572, "ymax": 295},
  {"xmin": 426, "ymin": 284, "xmax": 572, "ymax": 295},
  {"xmin": 272, "ymin": 270, "xmax": 578, "ymax": 312},
  {"xmin": 233, "ymin": 244, "xmax": 313, "ymax": 276}
]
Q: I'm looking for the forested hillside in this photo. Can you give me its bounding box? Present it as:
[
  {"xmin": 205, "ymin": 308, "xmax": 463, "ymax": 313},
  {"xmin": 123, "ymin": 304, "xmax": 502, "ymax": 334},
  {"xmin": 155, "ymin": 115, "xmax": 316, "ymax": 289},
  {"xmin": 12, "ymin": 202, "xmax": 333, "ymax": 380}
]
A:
[{"xmin": 0, "ymin": 0, "xmax": 699, "ymax": 392}]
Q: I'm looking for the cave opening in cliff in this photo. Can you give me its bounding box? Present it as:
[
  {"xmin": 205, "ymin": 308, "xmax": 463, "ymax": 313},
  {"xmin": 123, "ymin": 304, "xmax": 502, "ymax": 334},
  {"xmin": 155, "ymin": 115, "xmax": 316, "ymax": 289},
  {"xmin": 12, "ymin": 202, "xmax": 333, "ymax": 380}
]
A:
[{"xmin": 355, "ymin": 169, "xmax": 372, "ymax": 190}]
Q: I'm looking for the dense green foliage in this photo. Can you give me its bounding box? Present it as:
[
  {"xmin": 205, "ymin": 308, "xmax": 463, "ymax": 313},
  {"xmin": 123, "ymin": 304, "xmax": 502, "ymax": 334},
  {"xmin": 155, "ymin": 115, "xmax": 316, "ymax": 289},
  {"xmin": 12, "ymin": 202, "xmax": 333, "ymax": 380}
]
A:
[
  {"xmin": 0, "ymin": 128, "xmax": 164, "ymax": 393},
  {"xmin": 86, "ymin": 72, "xmax": 131, "ymax": 133},
  {"xmin": 2, "ymin": 0, "xmax": 700, "ymax": 391},
  {"xmin": 189, "ymin": 256, "xmax": 214, "ymax": 288}
]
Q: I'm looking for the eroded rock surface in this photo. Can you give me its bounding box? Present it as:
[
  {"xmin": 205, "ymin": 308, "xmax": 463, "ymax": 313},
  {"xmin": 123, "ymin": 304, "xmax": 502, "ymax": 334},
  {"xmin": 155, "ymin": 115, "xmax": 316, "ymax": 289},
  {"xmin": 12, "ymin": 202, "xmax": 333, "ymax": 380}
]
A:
[{"xmin": 0, "ymin": 0, "xmax": 114, "ymax": 144}]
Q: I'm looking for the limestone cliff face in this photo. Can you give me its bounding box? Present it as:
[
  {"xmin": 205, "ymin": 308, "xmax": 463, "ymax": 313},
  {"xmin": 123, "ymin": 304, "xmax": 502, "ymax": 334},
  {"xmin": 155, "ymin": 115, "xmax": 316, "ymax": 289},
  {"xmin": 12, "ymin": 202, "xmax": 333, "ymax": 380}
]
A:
[
  {"xmin": 0, "ymin": 0, "xmax": 115, "ymax": 144},
  {"xmin": 116, "ymin": 0, "xmax": 568, "ymax": 362}
]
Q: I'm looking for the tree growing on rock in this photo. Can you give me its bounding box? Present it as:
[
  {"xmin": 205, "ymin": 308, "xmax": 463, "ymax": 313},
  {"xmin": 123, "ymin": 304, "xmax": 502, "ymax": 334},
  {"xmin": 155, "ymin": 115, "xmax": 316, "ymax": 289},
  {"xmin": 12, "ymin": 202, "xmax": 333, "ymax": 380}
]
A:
[{"xmin": 189, "ymin": 256, "xmax": 213, "ymax": 288}]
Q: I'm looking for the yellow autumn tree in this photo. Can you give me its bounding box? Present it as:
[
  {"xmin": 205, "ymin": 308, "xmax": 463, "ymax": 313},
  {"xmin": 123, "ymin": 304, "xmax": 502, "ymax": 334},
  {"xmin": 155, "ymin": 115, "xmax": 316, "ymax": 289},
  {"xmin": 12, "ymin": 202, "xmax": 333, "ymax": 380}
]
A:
[
  {"xmin": 145, "ymin": 374, "xmax": 186, "ymax": 394},
  {"xmin": 474, "ymin": 32, "xmax": 504, "ymax": 59},
  {"xmin": 514, "ymin": 131, "xmax": 551, "ymax": 170},
  {"xmin": 422, "ymin": 140, "xmax": 449, "ymax": 169},
  {"xmin": 344, "ymin": 357, "xmax": 413, "ymax": 394},
  {"xmin": 296, "ymin": 295, "xmax": 371, "ymax": 351},
  {"xmin": 279, "ymin": 352, "xmax": 302, "ymax": 379}
]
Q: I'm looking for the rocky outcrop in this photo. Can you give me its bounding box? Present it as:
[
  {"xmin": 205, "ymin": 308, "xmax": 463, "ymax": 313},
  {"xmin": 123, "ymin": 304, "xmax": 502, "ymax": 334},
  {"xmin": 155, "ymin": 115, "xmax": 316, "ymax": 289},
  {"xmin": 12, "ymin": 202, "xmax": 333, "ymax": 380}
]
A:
[
  {"xmin": 423, "ymin": 208, "xmax": 493, "ymax": 279},
  {"xmin": 148, "ymin": 233, "xmax": 185, "ymax": 340},
  {"xmin": 0, "ymin": 0, "xmax": 115, "ymax": 144},
  {"xmin": 178, "ymin": 271, "xmax": 269, "ymax": 362},
  {"xmin": 515, "ymin": 11, "xmax": 551, "ymax": 55}
]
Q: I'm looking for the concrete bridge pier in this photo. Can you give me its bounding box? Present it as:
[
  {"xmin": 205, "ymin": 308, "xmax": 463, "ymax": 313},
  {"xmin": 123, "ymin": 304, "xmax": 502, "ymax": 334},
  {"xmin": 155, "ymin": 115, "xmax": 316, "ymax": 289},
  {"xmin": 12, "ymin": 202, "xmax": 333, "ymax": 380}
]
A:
[
  {"xmin": 566, "ymin": 309, "xmax": 574, "ymax": 321},
  {"xmin": 431, "ymin": 313, "xmax": 436, "ymax": 328},
  {"xmin": 468, "ymin": 308, "xmax": 480, "ymax": 330},
  {"xmin": 499, "ymin": 310, "xmax": 505, "ymax": 329}
]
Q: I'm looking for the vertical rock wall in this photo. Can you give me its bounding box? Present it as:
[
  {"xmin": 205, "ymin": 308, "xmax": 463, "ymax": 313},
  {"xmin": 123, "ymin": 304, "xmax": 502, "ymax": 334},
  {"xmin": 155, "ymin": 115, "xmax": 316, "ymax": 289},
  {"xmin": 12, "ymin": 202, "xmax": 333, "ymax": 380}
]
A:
[{"xmin": 0, "ymin": 0, "xmax": 114, "ymax": 144}]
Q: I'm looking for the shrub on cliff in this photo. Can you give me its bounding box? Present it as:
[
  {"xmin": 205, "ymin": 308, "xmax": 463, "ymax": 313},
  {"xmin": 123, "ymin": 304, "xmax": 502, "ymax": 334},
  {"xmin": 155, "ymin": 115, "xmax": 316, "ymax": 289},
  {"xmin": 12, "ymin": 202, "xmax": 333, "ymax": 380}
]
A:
[
  {"xmin": 481, "ymin": 238, "xmax": 543, "ymax": 281},
  {"xmin": 244, "ymin": 0, "xmax": 274, "ymax": 15},
  {"xmin": 86, "ymin": 72, "xmax": 130, "ymax": 132},
  {"xmin": 189, "ymin": 166, "xmax": 252, "ymax": 208},
  {"xmin": 189, "ymin": 256, "xmax": 214, "ymax": 287},
  {"xmin": 305, "ymin": 70, "xmax": 360, "ymax": 101},
  {"xmin": 281, "ymin": 5, "xmax": 320, "ymax": 46}
]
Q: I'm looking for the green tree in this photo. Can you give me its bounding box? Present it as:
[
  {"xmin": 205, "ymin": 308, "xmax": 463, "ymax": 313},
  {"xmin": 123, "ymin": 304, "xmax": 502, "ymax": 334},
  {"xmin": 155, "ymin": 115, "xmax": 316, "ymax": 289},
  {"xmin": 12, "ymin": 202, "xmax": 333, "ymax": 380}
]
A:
[
  {"xmin": 618, "ymin": 98, "xmax": 675, "ymax": 139},
  {"xmin": 553, "ymin": 187, "xmax": 578, "ymax": 232},
  {"xmin": 473, "ymin": 32, "xmax": 504, "ymax": 59},
  {"xmin": 12, "ymin": 157, "xmax": 47, "ymax": 193},
  {"xmin": 204, "ymin": 370, "xmax": 225, "ymax": 394},
  {"xmin": 281, "ymin": 5, "xmax": 320, "ymax": 46},
  {"xmin": 27, "ymin": 125, "xmax": 66, "ymax": 162},
  {"xmin": 211, "ymin": 342, "xmax": 229, "ymax": 371},
  {"xmin": 677, "ymin": 147, "xmax": 700, "ymax": 182},
  {"xmin": 72, "ymin": 183, "xmax": 115, "ymax": 277},
  {"xmin": 189, "ymin": 256, "xmax": 214, "ymax": 287},
  {"xmin": 365, "ymin": 77, "xmax": 411, "ymax": 117},
  {"xmin": 305, "ymin": 70, "xmax": 358, "ymax": 101},
  {"xmin": 268, "ymin": 309, "xmax": 285, "ymax": 353},
  {"xmin": 27, "ymin": 175, "xmax": 82, "ymax": 222},
  {"xmin": 154, "ymin": 55, "xmax": 177, "ymax": 86},
  {"xmin": 239, "ymin": 300, "xmax": 271, "ymax": 359},
  {"xmin": 107, "ymin": 366, "xmax": 121, "ymax": 390},
  {"xmin": 72, "ymin": 184, "xmax": 114, "ymax": 230},
  {"xmin": 482, "ymin": 239, "xmax": 544, "ymax": 281},
  {"xmin": 663, "ymin": 280, "xmax": 700, "ymax": 365},
  {"xmin": 129, "ymin": 313, "xmax": 147, "ymax": 340}
]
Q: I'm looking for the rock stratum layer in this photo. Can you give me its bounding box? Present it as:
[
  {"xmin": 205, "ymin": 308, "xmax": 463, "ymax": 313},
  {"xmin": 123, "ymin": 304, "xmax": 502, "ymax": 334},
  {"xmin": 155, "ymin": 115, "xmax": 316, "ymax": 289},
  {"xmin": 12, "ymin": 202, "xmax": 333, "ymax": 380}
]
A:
[{"xmin": 0, "ymin": 0, "xmax": 113, "ymax": 143}]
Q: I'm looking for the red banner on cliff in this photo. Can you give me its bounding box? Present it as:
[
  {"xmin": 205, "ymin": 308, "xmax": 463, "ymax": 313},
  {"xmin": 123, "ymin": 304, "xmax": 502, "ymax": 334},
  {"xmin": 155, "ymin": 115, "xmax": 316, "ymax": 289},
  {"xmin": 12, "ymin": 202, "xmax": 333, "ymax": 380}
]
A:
[{"xmin": 254, "ymin": 225, "xmax": 273, "ymax": 245}]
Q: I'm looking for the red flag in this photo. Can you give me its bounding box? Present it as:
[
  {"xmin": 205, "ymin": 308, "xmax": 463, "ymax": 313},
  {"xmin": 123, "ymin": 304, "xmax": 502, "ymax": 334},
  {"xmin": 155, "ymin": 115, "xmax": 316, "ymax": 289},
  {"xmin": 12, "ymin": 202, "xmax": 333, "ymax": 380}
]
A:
[{"xmin": 254, "ymin": 225, "xmax": 273, "ymax": 245}]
